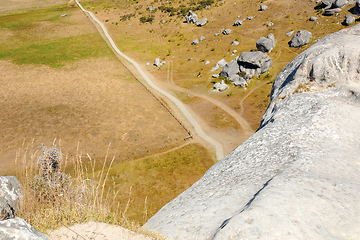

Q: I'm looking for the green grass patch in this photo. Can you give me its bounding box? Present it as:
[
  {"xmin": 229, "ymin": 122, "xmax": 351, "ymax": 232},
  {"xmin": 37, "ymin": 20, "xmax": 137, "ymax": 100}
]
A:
[
  {"xmin": 105, "ymin": 143, "xmax": 214, "ymax": 225},
  {"xmin": 0, "ymin": 6, "xmax": 112, "ymax": 67},
  {"xmin": 0, "ymin": 34, "xmax": 111, "ymax": 67}
]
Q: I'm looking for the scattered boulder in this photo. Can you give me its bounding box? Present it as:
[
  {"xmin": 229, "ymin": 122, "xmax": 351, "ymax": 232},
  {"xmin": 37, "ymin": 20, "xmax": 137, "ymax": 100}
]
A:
[
  {"xmin": 213, "ymin": 80, "xmax": 228, "ymax": 91},
  {"xmin": 310, "ymin": 16, "xmax": 318, "ymax": 21},
  {"xmin": 334, "ymin": 0, "xmax": 347, "ymax": 8},
  {"xmin": 200, "ymin": 36, "xmax": 205, "ymax": 41},
  {"xmin": 286, "ymin": 30, "xmax": 294, "ymax": 36},
  {"xmin": 212, "ymin": 74, "xmax": 219, "ymax": 78},
  {"xmin": 345, "ymin": 14, "xmax": 355, "ymax": 25},
  {"xmin": 289, "ymin": 30, "xmax": 312, "ymax": 47},
  {"xmin": 154, "ymin": 58, "xmax": 161, "ymax": 67},
  {"xmin": 211, "ymin": 64, "xmax": 220, "ymax": 72},
  {"xmin": 233, "ymin": 20, "xmax": 243, "ymax": 26},
  {"xmin": 0, "ymin": 176, "xmax": 22, "ymax": 221},
  {"xmin": 267, "ymin": 22, "xmax": 274, "ymax": 27},
  {"xmin": 320, "ymin": 0, "xmax": 347, "ymax": 15},
  {"xmin": 205, "ymin": 61, "xmax": 210, "ymax": 65},
  {"xmin": 0, "ymin": 218, "xmax": 48, "ymax": 240},
  {"xmin": 217, "ymin": 59, "xmax": 227, "ymax": 68},
  {"xmin": 256, "ymin": 34, "xmax": 276, "ymax": 53},
  {"xmin": 148, "ymin": 6, "xmax": 154, "ymax": 11},
  {"xmin": 260, "ymin": 4, "xmax": 268, "ymax": 11},
  {"xmin": 220, "ymin": 60, "xmax": 240, "ymax": 79},
  {"xmin": 238, "ymin": 51, "xmax": 272, "ymax": 75},
  {"xmin": 231, "ymin": 41, "xmax": 239, "ymax": 46},
  {"xmin": 191, "ymin": 38, "xmax": 199, "ymax": 45},
  {"xmin": 222, "ymin": 29, "xmax": 231, "ymax": 35},
  {"xmin": 185, "ymin": 10, "xmax": 198, "ymax": 23},
  {"xmin": 232, "ymin": 50, "xmax": 237, "ymax": 53},
  {"xmin": 144, "ymin": 24, "xmax": 360, "ymax": 240},
  {"xmin": 196, "ymin": 18, "xmax": 208, "ymax": 26},
  {"xmin": 233, "ymin": 77, "xmax": 248, "ymax": 87},
  {"xmin": 247, "ymin": 16, "xmax": 254, "ymax": 20}
]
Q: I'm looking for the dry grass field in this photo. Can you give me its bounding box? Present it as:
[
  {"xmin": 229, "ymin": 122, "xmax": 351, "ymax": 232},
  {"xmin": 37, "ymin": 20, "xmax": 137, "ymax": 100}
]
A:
[
  {"xmin": 0, "ymin": 1, "xmax": 215, "ymax": 227},
  {"xmin": 83, "ymin": 0, "xmax": 351, "ymax": 151}
]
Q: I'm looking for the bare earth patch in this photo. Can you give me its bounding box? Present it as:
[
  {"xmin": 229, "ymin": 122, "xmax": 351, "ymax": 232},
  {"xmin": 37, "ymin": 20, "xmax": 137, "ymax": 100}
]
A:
[{"xmin": 49, "ymin": 221, "xmax": 154, "ymax": 240}]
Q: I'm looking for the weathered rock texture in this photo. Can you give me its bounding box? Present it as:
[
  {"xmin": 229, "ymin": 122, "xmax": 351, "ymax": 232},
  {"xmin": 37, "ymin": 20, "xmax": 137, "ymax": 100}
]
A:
[
  {"xmin": 0, "ymin": 218, "xmax": 48, "ymax": 240},
  {"xmin": 289, "ymin": 30, "xmax": 312, "ymax": 47},
  {"xmin": 0, "ymin": 176, "xmax": 22, "ymax": 221},
  {"xmin": 144, "ymin": 24, "xmax": 360, "ymax": 240},
  {"xmin": 256, "ymin": 33, "xmax": 276, "ymax": 53},
  {"xmin": 238, "ymin": 51, "xmax": 272, "ymax": 75}
]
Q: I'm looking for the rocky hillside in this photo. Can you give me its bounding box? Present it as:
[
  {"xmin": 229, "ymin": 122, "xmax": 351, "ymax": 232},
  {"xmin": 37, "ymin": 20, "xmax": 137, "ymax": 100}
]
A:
[{"xmin": 143, "ymin": 23, "xmax": 360, "ymax": 239}]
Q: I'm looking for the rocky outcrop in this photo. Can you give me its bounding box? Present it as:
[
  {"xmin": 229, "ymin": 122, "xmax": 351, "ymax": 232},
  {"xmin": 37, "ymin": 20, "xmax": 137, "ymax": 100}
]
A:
[
  {"xmin": 213, "ymin": 80, "xmax": 228, "ymax": 91},
  {"xmin": 345, "ymin": 14, "xmax": 355, "ymax": 25},
  {"xmin": 0, "ymin": 176, "xmax": 22, "ymax": 221},
  {"xmin": 256, "ymin": 33, "xmax": 276, "ymax": 53},
  {"xmin": 238, "ymin": 51, "xmax": 272, "ymax": 75},
  {"xmin": 289, "ymin": 30, "xmax": 311, "ymax": 47},
  {"xmin": 0, "ymin": 218, "xmax": 48, "ymax": 240},
  {"xmin": 0, "ymin": 176, "xmax": 48, "ymax": 239},
  {"xmin": 144, "ymin": 24, "xmax": 360, "ymax": 240},
  {"xmin": 184, "ymin": 10, "xmax": 198, "ymax": 23}
]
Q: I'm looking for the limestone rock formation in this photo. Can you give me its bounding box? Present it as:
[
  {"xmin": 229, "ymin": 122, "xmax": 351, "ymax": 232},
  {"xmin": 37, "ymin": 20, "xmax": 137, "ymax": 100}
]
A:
[
  {"xmin": 153, "ymin": 58, "xmax": 161, "ymax": 67},
  {"xmin": 260, "ymin": 4, "xmax": 267, "ymax": 11},
  {"xmin": 222, "ymin": 29, "xmax": 231, "ymax": 35},
  {"xmin": 144, "ymin": 24, "xmax": 360, "ymax": 240},
  {"xmin": 310, "ymin": 16, "xmax": 318, "ymax": 21},
  {"xmin": 233, "ymin": 20, "xmax": 243, "ymax": 26},
  {"xmin": 289, "ymin": 30, "xmax": 311, "ymax": 47},
  {"xmin": 191, "ymin": 38, "xmax": 199, "ymax": 45},
  {"xmin": 184, "ymin": 10, "xmax": 198, "ymax": 23},
  {"xmin": 0, "ymin": 218, "xmax": 48, "ymax": 240},
  {"xmin": 219, "ymin": 60, "xmax": 240, "ymax": 79},
  {"xmin": 238, "ymin": 51, "xmax": 272, "ymax": 75},
  {"xmin": 345, "ymin": 14, "xmax": 355, "ymax": 25},
  {"xmin": 256, "ymin": 33, "xmax": 276, "ymax": 53},
  {"xmin": 213, "ymin": 80, "xmax": 228, "ymax": 91},
  {"xmin": 196, "ymin": 18, "xmax": 208, "ymax": 26},
  {"xmin": 0, "ymin": 176, "xmax": 22, "ymax": 221}
]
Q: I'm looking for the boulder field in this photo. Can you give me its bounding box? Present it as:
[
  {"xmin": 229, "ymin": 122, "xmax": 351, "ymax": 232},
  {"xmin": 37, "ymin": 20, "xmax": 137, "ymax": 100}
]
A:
[{"xmin": 143, "ymin": 24, "xmax": 360, "ymax": 239}]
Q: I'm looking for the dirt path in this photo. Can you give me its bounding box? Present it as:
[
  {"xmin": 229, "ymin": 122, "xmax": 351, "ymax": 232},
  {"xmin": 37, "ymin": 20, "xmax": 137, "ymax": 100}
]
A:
[{"xmin": 75, "ymin": 0, "xmax": 224, "ymax": 160}]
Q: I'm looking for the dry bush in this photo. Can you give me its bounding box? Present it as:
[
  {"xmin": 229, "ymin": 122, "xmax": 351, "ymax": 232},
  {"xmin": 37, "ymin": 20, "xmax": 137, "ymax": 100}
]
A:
[{"xmin": 15, "ymin": 140, "xmax": 136, "ymax": 233}]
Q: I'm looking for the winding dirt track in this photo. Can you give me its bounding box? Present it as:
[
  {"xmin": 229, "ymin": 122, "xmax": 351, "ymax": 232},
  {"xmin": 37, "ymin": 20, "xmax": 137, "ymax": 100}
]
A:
[{"xmin": 75, "ymin": 0, "xmax": 224, "ymax": 160}]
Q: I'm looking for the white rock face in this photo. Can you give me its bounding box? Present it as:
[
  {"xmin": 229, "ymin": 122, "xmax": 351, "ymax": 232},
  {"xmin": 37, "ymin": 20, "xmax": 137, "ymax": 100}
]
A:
[
  {"xmin": 0, "ymin": 218, "xmax": 48, "ymax": 240},
  {"xmin": 143, "ymin": 24, "xmax": 360, "ymax": 240}
]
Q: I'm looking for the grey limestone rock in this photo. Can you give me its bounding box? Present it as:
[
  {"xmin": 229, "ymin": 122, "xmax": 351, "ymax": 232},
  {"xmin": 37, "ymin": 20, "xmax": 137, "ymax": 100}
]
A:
[
  {"xmin": 191, "ymin": 38, "xmax": 199, "ymax": 45},
  {"xmin": 0, "ymin": 218, "xmax": 48, "ymax": 240},
  {"xmin": 153, "ymin": 58, "xmax": 161, "ymax": 67},
  {"xmin": 260, "ymin": 4, "xmax": 268, "ymax": 11},
  {"xmin": 219, "ymin": 60, "xmax": 240, "ymax": 79},
  {"xmin": 289, "ymin": 30, "xmax": 312, "ymax": 47},
  {"xmin": 334, "ymin": 0, "xmax": 347, "ymax": 8},
  {"xmin": 213, "ymin": 80, "xmax": 228, "ymax": 91},
  {"xmin": 200, "ymin": 36, "xmax": 205, "ymax": 41},
  {"xmin": 256, "ymin": 34, "xmax": 276, "ymax": 53},
  {"xmin": 184, "ymin": 10, "xmax": 198, "ymax": 23},
  {"xmin": 238, "ymin": 51, "xmax": 272, "ymax": 75},
  {"xmin": 267, "ymin": 21, "xmax": 274, "ymax": 27},
  {"xmin": 222, "ymin": 29, "xmax": 231, "ymax": 35},
  {"xmin": 230, "ymin": 41, "xmax": 239, "ymax": 45},
  {"xmin": 233, "ymin": 20, "xmax": 243, "ymax": 26},
  {"xmin": 233, "ymin": 77, "xmax": 248, "ymax": 87},
  {"xmin": 310, "ymin": 16, "xmax": 318, "ymax": 21},
  {"xmin": 143, "ymin": 23, "xmax": 360, "ymax": 240},
  {"xmin": 196, "ymin": 18, "xmax": 208, "ymax": 26},
  {"xmin": 217, "ymin": 58, "xmax": 227, "ymax": 68},
  {"xmin": 286, "ymin": 30, "xmax": 294, "ymax": 36},
  {"xmin": 148, "ymin": 6, "xmax": 154, "ymax": 11},
  {"xmin": 0, "ymin": 177, "xmax": 22, "ymax": 221},
  {"xmin": 345, "ymin": 14, "xmax": 356, "ymax": 25}
]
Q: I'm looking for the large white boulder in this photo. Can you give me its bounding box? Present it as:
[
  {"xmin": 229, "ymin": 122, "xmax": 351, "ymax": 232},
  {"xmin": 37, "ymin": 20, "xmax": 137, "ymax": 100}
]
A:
[{"xmin": 143, "ymin": 24, "xmax": 360, "ymax": 240}]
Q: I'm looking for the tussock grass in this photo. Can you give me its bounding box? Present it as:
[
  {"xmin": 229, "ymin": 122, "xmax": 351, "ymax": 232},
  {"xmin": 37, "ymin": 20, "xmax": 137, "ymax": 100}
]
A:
[{"xmin": 15, "ymin": 140, "xmax": 134, "ymax": 233}]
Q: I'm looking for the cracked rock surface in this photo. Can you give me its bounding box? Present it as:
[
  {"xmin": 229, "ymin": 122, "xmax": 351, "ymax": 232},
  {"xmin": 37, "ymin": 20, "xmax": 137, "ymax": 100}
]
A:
[{"xmin": 143, "ymin": 24, "xmax": 360, "ymax": 240}]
